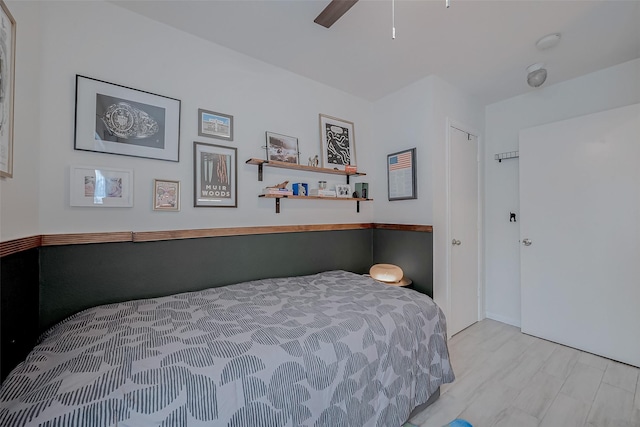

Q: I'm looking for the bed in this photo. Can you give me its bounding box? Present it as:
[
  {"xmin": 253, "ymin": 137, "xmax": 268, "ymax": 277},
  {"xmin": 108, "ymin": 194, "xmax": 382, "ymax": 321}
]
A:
[{"xmin": 0, "ymin": 270, "xmax": 454, "ymax": 426}]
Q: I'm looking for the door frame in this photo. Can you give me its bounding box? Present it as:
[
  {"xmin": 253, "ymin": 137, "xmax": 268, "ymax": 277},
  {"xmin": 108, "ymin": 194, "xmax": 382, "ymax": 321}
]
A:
[{"xmin": 445, "ymin": 118, "xmax": 484, "ymax": 336}]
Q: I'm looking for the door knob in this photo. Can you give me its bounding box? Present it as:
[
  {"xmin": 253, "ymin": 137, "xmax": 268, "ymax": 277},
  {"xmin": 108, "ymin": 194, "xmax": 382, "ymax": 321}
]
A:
[
  {"xmin": 522, "ymin": 238, "xmax": 532, "ymax": 246},
  {"xmin": 452, "ymin": 239, "xmax": 461, "ymax": 246}
]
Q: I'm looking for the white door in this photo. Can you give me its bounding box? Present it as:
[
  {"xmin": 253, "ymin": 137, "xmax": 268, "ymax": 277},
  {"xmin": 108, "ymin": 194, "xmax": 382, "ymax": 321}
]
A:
[
  {"xmin": 520, "ymin": 104, "xmax": 640, "ymax": 367},
  {"xmin": 449, "ymin": 125, "xmax": 479, "ymax": 336}
]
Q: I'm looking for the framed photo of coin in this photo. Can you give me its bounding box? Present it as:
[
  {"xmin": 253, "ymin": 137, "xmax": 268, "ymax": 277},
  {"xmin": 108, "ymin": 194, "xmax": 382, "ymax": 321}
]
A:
[{"xmin": 74, "ymin": 75, "xmax": 181, "ymax": 162}]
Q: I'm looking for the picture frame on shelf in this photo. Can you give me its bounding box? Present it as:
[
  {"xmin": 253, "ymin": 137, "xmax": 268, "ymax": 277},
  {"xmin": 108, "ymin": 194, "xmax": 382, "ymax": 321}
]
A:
[
  {"xmin": 265, "ymin": 131, "xmax": 299, "ymax": 164},
  {"xmin": 0, "ymin": 0, "xmax": 16, "ymax": 178},
  {"xmin": 335, "ymin": 184, "xmax": 352, "ymax": 198},
  {"xmin": 198, "ymin": 108, "xmax": 234, "ymax": 141},
  {"xmin": 74, "ymin": 75, "xmax": 181, "ymax": 162},
  {"xmin": 319, "ymin": 114, "xmax": 356, "ymax": 171},
  {"xmin": 153, "ymin": 179, "xmax": 180, "ymax": 211},
  {"xmin": 70, "ymin": 166, "xmax": 133, "ymax": 207},
  {"xmin": 387, "ymin": 147, "xmax": 417, "ymax": 201},
  {"xmin": 193, "ymin": 141, "xmax": 237, "ymax": 208}
]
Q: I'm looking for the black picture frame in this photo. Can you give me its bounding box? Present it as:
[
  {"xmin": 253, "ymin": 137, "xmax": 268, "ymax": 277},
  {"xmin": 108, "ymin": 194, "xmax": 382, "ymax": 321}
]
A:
[
  {"xmin": 193, "ymin": 141, "xmax": 237, "ymax": 208},
  {"xmin": 387, "ymin": 148, "xmax": 417, "ymax": 201},
  {"xmin": 198, "ymin": 108, "xmax": 234, "ymax": 141},
  {"xmin": 74, "ymin": 75, "xmax": 181, "ymax": 162},
  {"xmin": 319, "ymin": 114, "xmax": 356, "ymax": 171}
]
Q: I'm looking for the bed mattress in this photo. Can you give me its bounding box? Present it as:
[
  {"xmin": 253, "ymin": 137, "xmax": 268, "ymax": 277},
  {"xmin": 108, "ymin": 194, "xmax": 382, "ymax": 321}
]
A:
[{"xmin": 0, "ymin": 270, "xmax": 454, "ymax": 426}]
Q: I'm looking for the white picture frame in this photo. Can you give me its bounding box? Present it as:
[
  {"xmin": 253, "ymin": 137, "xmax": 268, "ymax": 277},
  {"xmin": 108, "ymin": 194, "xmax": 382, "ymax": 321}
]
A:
[
  {"xmin": 70, "ymin": 166, "xmax": 133, "ymax": 207},
  {"xmin": 335, "ymin": 184, "xmax": 352, "ymax": 198}
]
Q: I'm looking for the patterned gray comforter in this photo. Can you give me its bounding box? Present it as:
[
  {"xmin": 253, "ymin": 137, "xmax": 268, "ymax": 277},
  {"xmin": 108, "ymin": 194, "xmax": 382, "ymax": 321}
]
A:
[{"xmin": 0, "ymin": 270, "xmax": 454, "ymax": 426}]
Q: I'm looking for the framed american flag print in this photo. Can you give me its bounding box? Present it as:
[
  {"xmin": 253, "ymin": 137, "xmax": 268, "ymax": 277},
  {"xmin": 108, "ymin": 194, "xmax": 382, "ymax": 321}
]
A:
[{"xmin": 387, "ymin": 148, "xmax": 416, "ymax": 201}]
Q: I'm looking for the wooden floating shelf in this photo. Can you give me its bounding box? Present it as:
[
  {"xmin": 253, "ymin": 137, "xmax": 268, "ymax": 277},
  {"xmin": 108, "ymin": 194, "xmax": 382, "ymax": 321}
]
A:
[
  {"xmin": 248, "ymin": 158, "xmax": 370, "ymax": 213},
  {"xmin": 259, "ymin": 195, "xmax": 370, "ymax": 201},
  {"xmin": 246, "ymin": 158, "xmax": 365, "ymax": 183},
  {"xmin": 259, "ymin": 194, "xmax": 373, "ymax": 214}
]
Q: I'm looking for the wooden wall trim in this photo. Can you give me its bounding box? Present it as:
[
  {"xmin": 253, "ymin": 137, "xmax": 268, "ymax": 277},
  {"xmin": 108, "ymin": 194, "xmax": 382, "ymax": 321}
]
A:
[
  {"xmin": 41, "ymin": 232, "xmax": 134, "ymax": 246},
  {"xmin": 1, "ymin": 223, "xmax": 433, "ymax": 256},
  {"xmin": 373, "ymin": 223, "xmax": 433, "ymax": 232},
  {"xmin": 132, "ymin": 223, "xmax": 373, "ymax": 242},
  {"xmin": 0, "ymin": 235, "xmax": 42, "ymax": 257}
]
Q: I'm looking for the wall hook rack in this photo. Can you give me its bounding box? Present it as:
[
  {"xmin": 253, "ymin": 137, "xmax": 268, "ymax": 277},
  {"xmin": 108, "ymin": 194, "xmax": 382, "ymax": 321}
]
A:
[{"xmin": 495, "ymin": 151, "xmax": 519, "ymax": 162}]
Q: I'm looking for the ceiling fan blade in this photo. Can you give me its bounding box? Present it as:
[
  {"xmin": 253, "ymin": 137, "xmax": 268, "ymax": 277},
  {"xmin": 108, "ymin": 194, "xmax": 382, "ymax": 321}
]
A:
[{"xmin": 314, "ymin": 0, "xmax": 359, "ymax": 28}]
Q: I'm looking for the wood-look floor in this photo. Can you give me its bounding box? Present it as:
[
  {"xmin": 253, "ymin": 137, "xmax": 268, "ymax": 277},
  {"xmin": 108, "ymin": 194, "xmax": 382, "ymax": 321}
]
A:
[{"xmin": 408, "ymin": 319, "xmax": 640, "ymax": 427}]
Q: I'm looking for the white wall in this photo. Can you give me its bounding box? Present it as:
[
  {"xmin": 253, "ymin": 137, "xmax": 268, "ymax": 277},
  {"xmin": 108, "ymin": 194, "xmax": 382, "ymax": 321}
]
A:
[
  {"xmin": 0, "ymin": 2, "xmax": 41, "ymax": 241},
  {"xmin": 484, "ymin": 58, "xmax": 640, "ymax": 326},
  {"xmin": 2, "ymin": 1, "xmax": 375, "ymax": 239},
  {"xmin": 370, "ymin": 77, "xmax": 435, "ymax": 224},
  {"xmin": 372, "ymin": 75, "xmax": 484, "ymax": 327}
]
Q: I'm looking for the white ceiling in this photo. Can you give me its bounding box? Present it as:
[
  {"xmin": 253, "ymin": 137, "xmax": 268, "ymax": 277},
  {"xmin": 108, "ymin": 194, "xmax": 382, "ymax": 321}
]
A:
[{"xmin": 114, "ymin": 0, "xmax": 640, "ymax": 105}]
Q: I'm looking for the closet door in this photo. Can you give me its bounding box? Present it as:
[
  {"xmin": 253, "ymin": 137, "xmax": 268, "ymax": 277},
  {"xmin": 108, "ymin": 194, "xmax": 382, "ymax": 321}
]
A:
[
  {"xmin": 449, "ymin": 126, "xmax": 480, "ymax": 336},
  {"xmin": 520, "ymin": 103, "xmax": 640, "ymax": 367}
]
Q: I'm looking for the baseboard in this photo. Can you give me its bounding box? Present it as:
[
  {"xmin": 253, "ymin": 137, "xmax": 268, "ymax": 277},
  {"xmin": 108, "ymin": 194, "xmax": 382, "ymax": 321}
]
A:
[{"xmin": 485, "ymin": 311, "xmax": 521, "ymax": 328}]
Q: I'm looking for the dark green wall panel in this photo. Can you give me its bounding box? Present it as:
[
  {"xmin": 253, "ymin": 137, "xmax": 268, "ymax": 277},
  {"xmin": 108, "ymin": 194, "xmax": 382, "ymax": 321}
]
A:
[
  {"xmin": 372, "ymin": 229, "xmax": 433, "ymax": 297},
  {"xmin": 39, "ymin": 229, "xmax": 372, "ymax": 332},
  {"xmin": 1, "ymin": 248, "xmax": 39, "ymax": 382}
]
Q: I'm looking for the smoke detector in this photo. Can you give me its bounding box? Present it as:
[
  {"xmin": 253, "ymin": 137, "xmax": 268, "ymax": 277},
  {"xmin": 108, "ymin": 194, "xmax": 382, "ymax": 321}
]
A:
[{"xmin": 527, "ymin": 63, "xmax": 547, "ymax": 88}]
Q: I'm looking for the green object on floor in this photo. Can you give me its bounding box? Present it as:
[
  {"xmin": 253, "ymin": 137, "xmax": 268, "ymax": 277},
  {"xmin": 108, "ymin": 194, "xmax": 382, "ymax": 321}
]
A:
[{"xmin": 443, "ymin": 420, "xmax": 473, "ymax": 427}]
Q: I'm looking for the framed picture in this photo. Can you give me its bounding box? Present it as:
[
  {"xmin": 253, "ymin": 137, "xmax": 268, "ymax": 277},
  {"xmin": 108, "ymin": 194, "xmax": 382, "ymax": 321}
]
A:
[
  {"xmin": 265, "ymin": 131, "xmax": 299, "ymax": 164},
  {"xmin": 319, "ymin": 114, "xmax": 356, "ymax": 171},
  {"xmin": 194, "ymin": 141, "xmax": 237, "ymax": 208},
  {"xmin": 335, "ymin": 184, "xmax": 352, "ymax": 198},
  {"xmin": 153, "ymin": 179, "xmax": 180, "ymax": 211},
  {"xmin": 198, "ymin": 108, "xmax": 233, "ymax": 141},
  {"xmin": 70, "ymin": 166, "xmax": 133, "ymax": 207},
  {"xmin": 0, "ymin": 1, "xmax": 16, "ymax": 178},
  {"xmin": 74, "ymin": 75, "xmax": 181, "ymax": 162},
  {"xmin": 387, "ymin": 148, "xmax": 417, "ymax": 201}
]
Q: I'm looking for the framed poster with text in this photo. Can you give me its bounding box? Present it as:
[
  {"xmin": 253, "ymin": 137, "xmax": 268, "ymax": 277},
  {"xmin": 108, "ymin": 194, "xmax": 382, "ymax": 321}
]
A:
[{"xmin": 193, "ymin": 141, "xmax": 237, "ymax": 208}]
